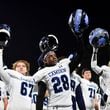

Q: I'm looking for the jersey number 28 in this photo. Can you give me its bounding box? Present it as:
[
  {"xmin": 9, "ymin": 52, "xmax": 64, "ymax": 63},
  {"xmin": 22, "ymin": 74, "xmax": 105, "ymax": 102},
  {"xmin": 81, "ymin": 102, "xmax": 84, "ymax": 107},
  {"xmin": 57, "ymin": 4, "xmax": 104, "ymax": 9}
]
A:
[{"xmin": 51, "ymin": 74, "xmax": 69, "ymax": 93}]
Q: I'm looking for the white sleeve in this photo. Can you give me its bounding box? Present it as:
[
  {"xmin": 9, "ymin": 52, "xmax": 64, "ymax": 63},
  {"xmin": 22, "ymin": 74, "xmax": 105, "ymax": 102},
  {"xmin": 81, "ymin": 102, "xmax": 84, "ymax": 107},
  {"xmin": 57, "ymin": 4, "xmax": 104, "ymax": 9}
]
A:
[
  {"xmin": 91, "ymin": 47, "xmax": 102, "ymax": 75},
  {"xmin": 0, "ymin": 49, "xmax": 10, "ymax": 84},
  {"xmin": 59, "ymin": 58, "xmax": 71, "ymax": 65},
  {"xmin": 0, "ymin": 49, "xmax": 3, "ymax": 67},
  {"xmin": 99, "ymin": 76, "xmax": 106, "ymax": 91},
  {"xmin": 2, "ymin": 83, "xmax": 7, "ymax": 98},
  {"xmin": 72, "ymin": 70, "xmax": 81, "ymax": 83},
  {"xmin": 0, "ymin": 67, "xmax": 10, "ymax": 84},
  {"xmin": 5, "ymin": 69, "xmax": 23, "ymax": 77},
  {"xmin": 32, "ymin": 69, "xmax": 45, "ymax": 83}
]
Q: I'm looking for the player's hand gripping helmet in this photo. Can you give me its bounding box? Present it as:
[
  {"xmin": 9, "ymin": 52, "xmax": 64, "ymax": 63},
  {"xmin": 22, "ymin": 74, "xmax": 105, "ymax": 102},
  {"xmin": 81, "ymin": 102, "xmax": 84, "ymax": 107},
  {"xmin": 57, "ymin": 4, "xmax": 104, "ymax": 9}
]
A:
[
  {"xmin": 68, "ymin": 9, "xmax": 89, "ymax": 37},
  {"xmin": 0, "ymin": 24, "xmax": 11, "ymax": 48},
  {"xmin": 89, "ymin": 28, "xmax": 109, "ymax": 48},
  {"xmin": 39, "ymin": 34, "xmax": 59, "ymax": 52}
]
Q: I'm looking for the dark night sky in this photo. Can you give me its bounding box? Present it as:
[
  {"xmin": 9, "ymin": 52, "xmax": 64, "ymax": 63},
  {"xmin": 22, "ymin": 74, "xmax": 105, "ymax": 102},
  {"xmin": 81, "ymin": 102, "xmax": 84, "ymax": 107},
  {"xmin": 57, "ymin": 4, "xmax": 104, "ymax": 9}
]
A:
[{"xmin": 0, "ymin": 0, "xmax": 110, "ymax": 77}]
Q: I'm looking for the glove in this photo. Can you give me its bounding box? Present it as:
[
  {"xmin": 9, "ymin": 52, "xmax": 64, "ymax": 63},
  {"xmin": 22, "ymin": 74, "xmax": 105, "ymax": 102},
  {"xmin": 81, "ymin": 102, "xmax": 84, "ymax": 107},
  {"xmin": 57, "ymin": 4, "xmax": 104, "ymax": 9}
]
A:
[
  {"xmin": 68, "ymin": 52, "xmax": 77, "ymax": 60},
  {"xmin": 0, "ymin": 24, "xmax": 11, "ymax": 48}
]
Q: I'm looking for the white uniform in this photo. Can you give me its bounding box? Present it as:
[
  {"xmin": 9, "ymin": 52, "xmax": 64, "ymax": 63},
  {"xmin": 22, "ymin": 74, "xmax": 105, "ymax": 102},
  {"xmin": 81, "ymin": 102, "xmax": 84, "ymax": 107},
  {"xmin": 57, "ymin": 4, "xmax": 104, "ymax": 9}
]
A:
[
  {"xmin": 81, "ymin": 79, "xmax": 99, "ymax": 110},
  {"xmin": 31, "ymin": 91, "xmax": 48, "ymax": 110},
  {"xmin": 71, "ymin": 72, "xmax": 81, "ymax": 110},
  {"xmin": 0, "ymin": 68, "xmax": 35, "ymax": 110},
  {"xmin": 72, "ymin": 71, "xmax": 99, "ymax": 110},
  {"xmin": 91, "ymin": 48, "xmax": 110, "ymax": 110},
  {"xmin": 33, "ymin": 58, "xmax": 73, "ymax": 110},
  {"xmin": 71, "ymin": 73, "xmax": 80, "ymax": 98},
  {"xmin": 0, "ymin": 80, "xmax": 7, "ymax": 110},
  {"xmin": 31, "ymin": 91, "xmax": 38, "ymax": 110}
]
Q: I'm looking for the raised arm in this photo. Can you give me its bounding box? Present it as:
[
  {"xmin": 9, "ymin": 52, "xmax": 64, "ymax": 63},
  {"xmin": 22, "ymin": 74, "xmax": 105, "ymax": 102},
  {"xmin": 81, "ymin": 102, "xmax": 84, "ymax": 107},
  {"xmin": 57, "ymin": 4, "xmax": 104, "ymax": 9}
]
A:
[
  {"xmin": 32, "ymin": 69, "xmax": 46, "ymax": 83},
  {"xmin": 0, "ymin": 49, "xmax": 3, "ymax": 67},
  {"xmin": 0, "ymin": 49, "xmax": 10, "ymax": 84},
  {"xmin": 72, "ymin": 70, "xmax": 82, "ymax": 83},
  {"xmin": 91, "ymin": 47, "xmax": 102, "ymax": 75},
  {"xmin": 0, "ymin": 67, "xmax": 11, "ymax": 85},
  {"xmin": 0, "ymin": 24, "xmax": 11, "ymax": 84}
]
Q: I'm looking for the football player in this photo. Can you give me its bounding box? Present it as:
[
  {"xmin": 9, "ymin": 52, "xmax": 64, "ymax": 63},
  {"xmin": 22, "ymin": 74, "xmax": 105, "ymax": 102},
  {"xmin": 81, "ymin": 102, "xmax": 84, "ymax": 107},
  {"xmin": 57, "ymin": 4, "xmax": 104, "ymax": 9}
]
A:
[
  {"xmin": 90, "ymin": 27, "xmax": 110, "ymax": 110},
  {"xmin": 72, "ymin": 68, "xmax": 100, "ymax": 110},
  {"xmin": 0, "ymin": 24, "xmax": 36, "ymax": 110}
]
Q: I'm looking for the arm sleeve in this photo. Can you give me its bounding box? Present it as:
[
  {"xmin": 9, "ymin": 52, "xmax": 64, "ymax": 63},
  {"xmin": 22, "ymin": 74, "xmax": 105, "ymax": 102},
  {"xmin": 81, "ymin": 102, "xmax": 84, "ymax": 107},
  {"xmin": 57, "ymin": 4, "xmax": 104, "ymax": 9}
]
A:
[
  {"xmin": 0, "ymin": 67, "xmax": 10, "ymax": 84},
  {"xmin": 32, "ymin": 72, "xmax": 42, "ymax": 83},
  {"xmin": 75, "ymin": 84, "xmax": 86, "ymax": 110},
  {"xmin": 36, "ymin": 81, "xmax": 47, "ymax": 110},
  {"xmin": 32, "ymin": 70, "xmax": 45, "ymax": 83},
  {"xmin": 72, "ymin": 71, "xmax": 81, "ymax": 83},
  {"xmin": 0, "ymin": 49, "xmax": 10, "ymax": 84},
  {"xmin": 1, "ymin": 82, "xmax": 7, "ymax": 98},
  {"xmin": 91, "ymin": 47, "xmax": 102, "ymax": 75},
  {"xmin": 0, "ymin": 49, "xmax": 3, "ymax": 67}
]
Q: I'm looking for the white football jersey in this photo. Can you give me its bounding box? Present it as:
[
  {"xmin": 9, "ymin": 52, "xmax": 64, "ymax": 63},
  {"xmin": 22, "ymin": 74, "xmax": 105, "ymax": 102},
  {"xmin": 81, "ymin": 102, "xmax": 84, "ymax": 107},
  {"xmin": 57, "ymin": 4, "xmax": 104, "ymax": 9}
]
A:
[
  {"xmin": 91, "ymin": 48, "xmax": 110, "ymax": 109},
  {"xmin": 71, "ymin": 72, "xmax": 80, "ymax": 97},
  {"xmin": 31, "ymin": 92, "xmax": 38, "ymax": 110},
  {"xmin": 33, "ymin": 58, "xmax": 72, "ymax": 107},
  {"xmin": 72, "ymin": 71, "xmax": 99, "ymax": 110},
  {"xmin": 71, "ymin": 72, "xmax": 82, "ymax": 110},
  {"xmin": 0, "ymin": 69, "xmax": 35, "ymax": 110},
  {"xmin": 91, "ymin": 60, "xmax": 110, "ymax": 95},
  {"xmin": 99, "ymin": 66, "xmax": 110, "ymax": 96},
  {"xmin": 0, "ymin": 80, "xmax": 7, "ymax": 110},
  {"xmin": 81, "ymin": 79, "xmax": 98, "ymax": 109}
]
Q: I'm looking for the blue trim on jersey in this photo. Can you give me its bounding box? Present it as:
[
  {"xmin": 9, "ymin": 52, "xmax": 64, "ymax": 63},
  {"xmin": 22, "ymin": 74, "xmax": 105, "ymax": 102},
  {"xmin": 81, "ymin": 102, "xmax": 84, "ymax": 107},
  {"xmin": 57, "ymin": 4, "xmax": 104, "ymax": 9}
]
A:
[
  {"xmin": 72, "ymin": 95, "xmax": 76, "ymax": 110},
  {"xmin": 75, "ymin": 84, "xmax": 86, "ymax": 110}
]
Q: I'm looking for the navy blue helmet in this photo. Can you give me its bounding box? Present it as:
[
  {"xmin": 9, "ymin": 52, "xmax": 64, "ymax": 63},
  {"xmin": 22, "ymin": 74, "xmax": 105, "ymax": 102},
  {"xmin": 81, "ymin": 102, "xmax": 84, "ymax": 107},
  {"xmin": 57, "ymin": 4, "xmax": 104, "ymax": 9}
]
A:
[
  {"xmin": 0, "ymin": 24, "xmax": 11, "ymax": 48},
  {"xmin": 89, "ymin": 28, "xmax": 109, "ymax": 48},
  {"xmin": 68, "ymin": 9, "xmax": 89, "ymax": 37},
  {"xmin": 39, "ymin": 34, "xmax": 58, "ymax": 52}
]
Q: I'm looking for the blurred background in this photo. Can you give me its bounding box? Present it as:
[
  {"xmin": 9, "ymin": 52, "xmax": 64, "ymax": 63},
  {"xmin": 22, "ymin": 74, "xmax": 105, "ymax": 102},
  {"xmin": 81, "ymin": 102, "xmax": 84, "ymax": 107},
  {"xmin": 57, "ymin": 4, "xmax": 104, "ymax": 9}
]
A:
[{"xmin": 0, "ymin": 0, "xmax": 110, "ymax": 81}]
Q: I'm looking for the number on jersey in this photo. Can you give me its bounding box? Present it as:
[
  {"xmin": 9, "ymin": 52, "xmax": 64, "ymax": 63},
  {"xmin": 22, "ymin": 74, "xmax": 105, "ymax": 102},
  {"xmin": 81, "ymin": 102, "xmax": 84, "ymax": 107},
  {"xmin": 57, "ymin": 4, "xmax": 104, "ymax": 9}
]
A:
[
  {"xmin": 51, "ymin": 74, "xmax": 69, "ymax": 93},
  {"xmin": 20, "ymin": 82, "xmax": 34, "ymax": 97}
]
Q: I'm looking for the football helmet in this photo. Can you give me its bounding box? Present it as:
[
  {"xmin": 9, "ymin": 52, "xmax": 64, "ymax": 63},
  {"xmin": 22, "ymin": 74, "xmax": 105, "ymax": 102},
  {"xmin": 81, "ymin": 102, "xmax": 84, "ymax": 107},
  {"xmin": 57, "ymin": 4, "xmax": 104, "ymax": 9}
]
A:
[
  {"xmin": 68, "ymin": 9, "xmax": 89, "ymax": 37},
  {"xmin": 89, "ymin": 28, "xmax": 109, "ymax": 48},
  {"xmin": 39, "ymin": 34, "xmax": 59, "ymax": 52},
  {"xmin": 0, "ymin": 24, "xmax": 11, "ymax": 48}
]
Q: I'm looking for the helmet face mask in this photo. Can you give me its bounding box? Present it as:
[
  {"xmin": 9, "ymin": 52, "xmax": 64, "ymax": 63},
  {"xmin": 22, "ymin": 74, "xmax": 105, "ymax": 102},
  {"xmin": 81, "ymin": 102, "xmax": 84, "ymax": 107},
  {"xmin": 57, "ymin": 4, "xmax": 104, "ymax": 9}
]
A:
[
  {"xmin": 0, "ymin": 24, "xmax": 11, "ymax": 48},
  {"xmin": 47, "ymin": 34, "xmax": 58, "ymax": 51},
  {"xmin": 39, "ymin": 34, "xmax": 59, "ymax": 52},
  {"xmin": 39, "ymin": 36, "xmax": 49, "ymax": 52},
  {"xmin": 0, "ymin": 32, "xmax": 9, "ymax": 47}
]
